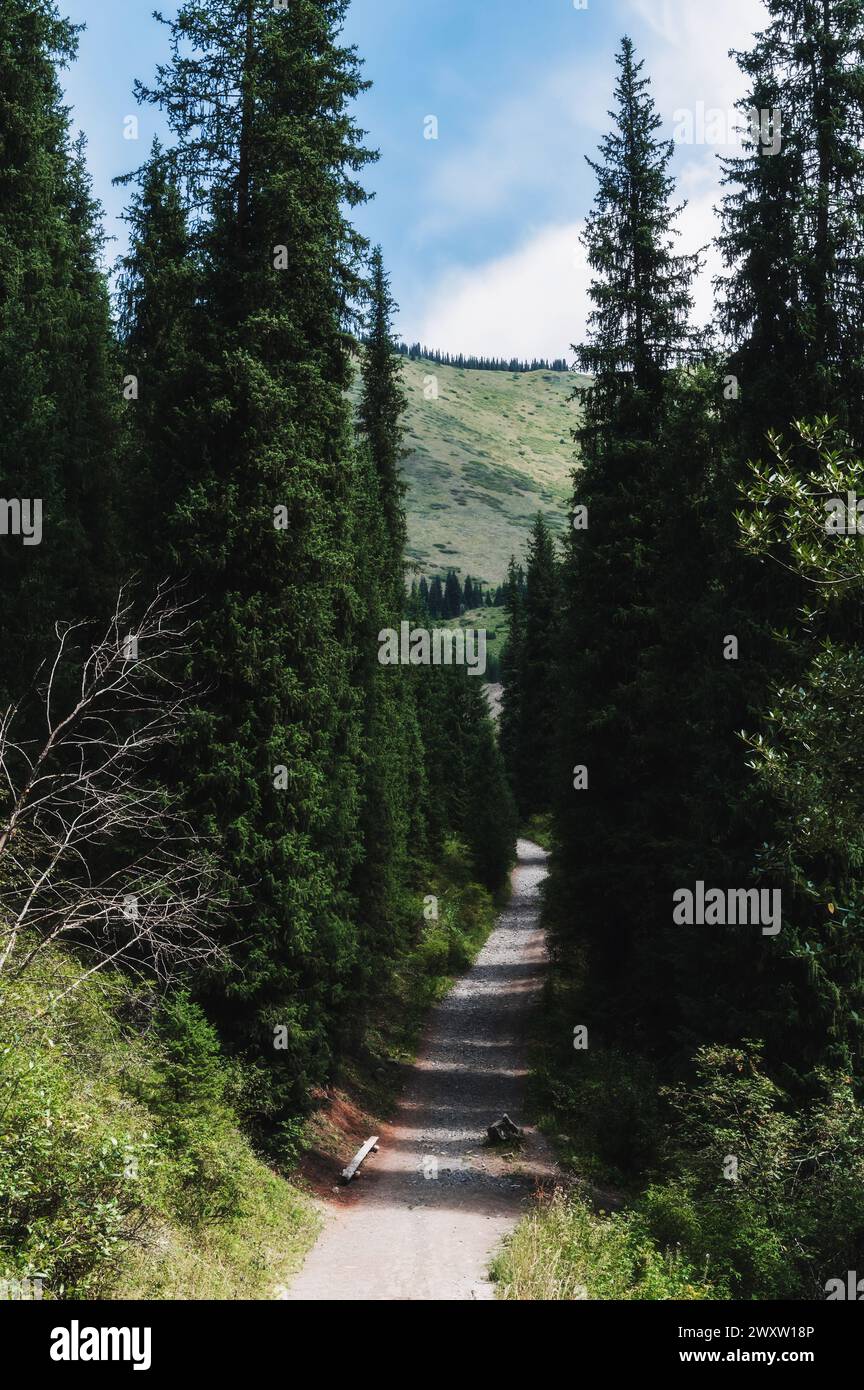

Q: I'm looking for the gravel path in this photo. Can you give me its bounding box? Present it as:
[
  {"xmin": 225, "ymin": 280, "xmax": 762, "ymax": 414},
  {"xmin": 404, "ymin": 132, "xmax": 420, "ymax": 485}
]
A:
[{"xmin": 284, "ymin": 838, "xmax": 554, "ymax": 1301}]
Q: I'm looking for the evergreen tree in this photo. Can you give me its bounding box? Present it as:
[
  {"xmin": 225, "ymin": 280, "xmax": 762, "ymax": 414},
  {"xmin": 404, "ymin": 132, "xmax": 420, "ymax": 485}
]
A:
[
  {"xmin": 128, "ymin": 0, "xmax": 376, "ymax": 1118},
  {"xmin": 444, "ymin": 570, "xmax": 462, "ymax": 619},
  {"xmin": 350, "ymin": 244, "xmax": 426, "ymax": 1016},
  {"xmin": 0, "ymin": 0, "xmax": 123, "ymax": 701},
  {"xmin": 577, "ymin": 37, "xmax": 699, "ymax": 421},
  {"xmin": 713, "ymin": 0, "xmax": 864, "ymax": 1078},
  {"xmin": 428, "ymin": 575, "xmax": 444, "ymax": 619},
  {"xmin": 499, "ymin": 556, "xmax": 526, "ymax": 788},
  {"xmin": 357, "ymin": 247, "xmax": 407, "ymax": 593},
  {"xmin": 414, "ymin": 665, "xmax": 515, "ymax": 890},
  {"xmin": 506, "ymin": 515, "xmax": 561, "ymax": 819},
  {"xmin": 718, "ymin": 0, "xmax": 864, "ymax": 452},
  {"xmin": 554, "ymin": 37, "xmax": 701, "ymax": 1008},
  {"xmin": 737, "ymin": 421, "xmax": 864, "ymax": 1077},
  {"xmin": 115, "ymin": 139, "xmax": 200, "ymax": 588}
]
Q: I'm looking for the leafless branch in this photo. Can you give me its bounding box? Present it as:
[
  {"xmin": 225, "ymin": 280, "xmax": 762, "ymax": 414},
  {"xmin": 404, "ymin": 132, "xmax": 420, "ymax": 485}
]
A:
[{"xmin": 0, "ymin": 585, "xmax": 225, "ymax": 1014}]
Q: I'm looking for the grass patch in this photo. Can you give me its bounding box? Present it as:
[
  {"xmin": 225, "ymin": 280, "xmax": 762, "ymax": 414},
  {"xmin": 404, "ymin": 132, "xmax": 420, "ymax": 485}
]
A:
[
  {"xmin": 491, "ymin": 1190, "xmax": 718, "ymax": 1300},
  {"xmin": 350, "ymin": 356, "xmax": 585, "ymax": 586},
  {"xmin": 521, "ymin": 812, "xmax": 555, "ymax": 852},
  {"xmin": 0, "ymin": 948, "xmax": 318, "ymax": 1300},
  {"xmin": 113, "ymin": 1164, "xmax": 318, "ymax": 1301}
]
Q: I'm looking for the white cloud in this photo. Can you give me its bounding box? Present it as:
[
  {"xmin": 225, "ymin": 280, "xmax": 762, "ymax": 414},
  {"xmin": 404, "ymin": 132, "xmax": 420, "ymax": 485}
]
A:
[
  {"xmin": 415, "ymin": 222, "xmax": 589, "ymax": 362},
  {"xmin": 409, "ymin": 0, "xmax": 769, "ymax": 356},
  {"xmin": 627, "ymin": 0, "xmax": 767, "ymax": 120},
  {"xmin": 413, "ymin": 188, "xmax": 721, "ymax": 363}
]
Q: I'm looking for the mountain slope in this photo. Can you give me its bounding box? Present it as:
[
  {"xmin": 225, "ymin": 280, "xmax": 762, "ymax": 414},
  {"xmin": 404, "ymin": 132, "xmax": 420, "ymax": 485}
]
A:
[{"xmin": 356, "ymin": 357, "xmax": 587, "ymax": 585}]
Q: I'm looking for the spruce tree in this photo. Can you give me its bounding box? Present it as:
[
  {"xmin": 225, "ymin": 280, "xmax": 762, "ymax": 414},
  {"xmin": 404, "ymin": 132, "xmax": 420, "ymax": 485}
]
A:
[
  {"xmin": 555, "ymin": 37, "xmax": 700, "ymax": 1004},
  {"xmin": 444, "ymin": 570, "xmax": 462, "ymax": 619},
  {"xmin": 718, "ymin": 0, "xmax": 864, "ymax": 451},
  {"xmin": 128, "ymin": 0, "xmax": 376, "ymax": 1118},
  {"xmin": 506, "ymin": 515, "xmax": 561, "ymax": 819},
  {"xmin": 428, "ymin": 575, "xmax": 444, "ymax": 619},
  {"xmin": 0, "ymin": 0, "xmax": 123, "ymax": 700},
  {"xmin": 715, "ymin": 1, "xmax": 864, "ymax": 1079},
  {"xmin": 577, "ymin": 37, "xmax": 698, "ymax": 420},
  {"xmin": 356, "ymin": 247, "xmax": 407, "ymax": 595},
  {"xmin": 115, "ymin": 139, "xmax": 200, "ymax": 588},
  {"xmin": 499, "ymin": 556, "xmax": 526, "ymax": 792},
  {"xmin": 350, "ymin": 245, "xmax": 426, "ymax": 1013}
]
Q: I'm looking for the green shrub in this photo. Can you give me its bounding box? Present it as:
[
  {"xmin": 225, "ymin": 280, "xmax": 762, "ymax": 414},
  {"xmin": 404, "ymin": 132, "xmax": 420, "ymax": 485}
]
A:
[
  {"xmin": 0, "ymin": 1027, "xmax": 165, "ymax": 1296},
  {"xmin": 0, "ymin": 950, "xmax": 315, "ymax": 1298},
  {"xmin": 492, "ymin": 1190, "xmax": 718, "ymax": 1300},
  {"xmin": 640, "ymin": 1044, "xmax": 864, "ymax": 1299},
  {"xmin": 537, "ymin": 1048, "xmax": 660, "ymax": 1180}
]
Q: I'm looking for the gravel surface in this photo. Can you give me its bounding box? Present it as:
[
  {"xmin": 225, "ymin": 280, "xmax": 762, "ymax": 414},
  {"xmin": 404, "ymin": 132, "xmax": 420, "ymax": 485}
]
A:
[{"xmin": 284, "ymin": 839, "xmax": 555, "ymax": 1301}]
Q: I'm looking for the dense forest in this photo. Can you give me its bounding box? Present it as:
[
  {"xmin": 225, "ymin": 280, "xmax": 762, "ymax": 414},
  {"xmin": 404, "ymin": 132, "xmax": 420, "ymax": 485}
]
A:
[
  {"xmin": 0, "ymin": 0, "xmax": 515, "ymax": 1300},
  {"xmin": 499, "ymin": 17, "xmax": 864, "ymax": 1301},
  {"xmin": 3, "ymin": 0, "xmax": 864, "ymax": 1312}
]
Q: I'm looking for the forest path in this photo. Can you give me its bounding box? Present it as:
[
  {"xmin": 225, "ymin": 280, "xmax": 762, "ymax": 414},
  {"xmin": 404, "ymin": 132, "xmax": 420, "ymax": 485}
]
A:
[{"xmin": 283, "ymin": 838, "xmax": 555, "ymax": 1301}]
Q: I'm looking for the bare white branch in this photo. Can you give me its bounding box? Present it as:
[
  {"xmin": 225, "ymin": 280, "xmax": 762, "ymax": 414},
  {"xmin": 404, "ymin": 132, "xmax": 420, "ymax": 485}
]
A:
[{"xmin": 0, "ymin": 586, "xmax": 225, "ymax": 1012}]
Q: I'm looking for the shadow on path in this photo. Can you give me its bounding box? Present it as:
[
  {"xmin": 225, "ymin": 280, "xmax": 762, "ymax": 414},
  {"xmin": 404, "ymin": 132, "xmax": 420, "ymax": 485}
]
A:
[{"xmin": 284, "ymin": 838, "xmax": 555, "ymax": 1301}]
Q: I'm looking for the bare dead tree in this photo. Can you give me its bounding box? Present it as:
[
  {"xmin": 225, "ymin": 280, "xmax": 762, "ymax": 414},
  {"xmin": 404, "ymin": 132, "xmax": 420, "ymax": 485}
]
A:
[{"xmin": 0, "ymin": 585, "xmax": 224, "ymax": 1017}]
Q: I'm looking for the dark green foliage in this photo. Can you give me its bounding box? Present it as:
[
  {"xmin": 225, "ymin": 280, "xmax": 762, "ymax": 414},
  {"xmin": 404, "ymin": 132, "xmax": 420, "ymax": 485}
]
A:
[
  {"xmin": 120, "ymin": 0, "xmax": 378, "ymax": 1117},
  {"xmin": 443, "ymin": 570, "xmax": 463, "ymax": 618},
  {"xmin": 501, "ymin": 515, "xmax": 562, "ymax": 819},
  {"xmin": 735, "ymin": 421, "xmax": 864, "ymax": 1078},
  {"xmin": 0, "ymin": 0, "xmax": 123, "ymax": 700},
  {"xmin": 111, "ymin": 0, "xmax": 515, "ymax": 1125},
  {"xmin": 349, "ymin": 247, "xmax": 427, "ymax": 1020},
  {"xmin": 428, "ymin": 574, "xmax": 444, "ymax": 618},
  {"xmin": 357, "ymin": 248, "xmax": 408, "ymax": 588},
  {"xmin": 115, "ymin": 140, "xmax": 200, "ymax": 588},
  {"xmin": 553, "ymin": 38, "xmax": 704, "ymax": 1035},
  {"xmin": 414, "ymin": 664, "xmax": 516, "ymax": 891},
  {"xmin": 576, "ymin": 37, "xmax": 699, "ymax": 408},
  {"xmin": 641, "ymin": 1044, "xmax": 864, "ymax": 1299},
  {"xmin": 531, "ymin": 17, "xmax": 864, "ymax": 1305},
  {"xmin": 718, "ymin": 0, "xmax": 864, "ymax": 452},
  {"xmin": 499, "ymin": 556, "xmax": 526, "ymax": 780},
  {"xmin": 150, "ymin": 992, "xmax": 229, "ymax": 1119}
]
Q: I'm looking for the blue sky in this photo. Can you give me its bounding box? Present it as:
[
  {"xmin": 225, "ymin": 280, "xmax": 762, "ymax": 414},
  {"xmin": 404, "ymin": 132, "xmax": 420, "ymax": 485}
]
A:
[{"xmin": 61, "ymin": 0, "xmax": 767, "ymax": 359}]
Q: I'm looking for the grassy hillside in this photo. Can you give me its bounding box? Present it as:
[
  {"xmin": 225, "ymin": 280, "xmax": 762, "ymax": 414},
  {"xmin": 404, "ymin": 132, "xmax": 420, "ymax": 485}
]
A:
[
  {"xmin": 401, "ymin": 358, "xmax": 586, "ymax": 584},
  {"xmin": 354, "ymin": 356, "xmax": 587, "ymax": 585}
]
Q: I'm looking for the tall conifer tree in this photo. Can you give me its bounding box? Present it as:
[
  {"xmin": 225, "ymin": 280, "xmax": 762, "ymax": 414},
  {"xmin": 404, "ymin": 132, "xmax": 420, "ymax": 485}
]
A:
[
  {"xmin": 128, "ymin": 0, "xmax": 376, "ymax": 1116},
  {"xmin": 718, "ymin": 0, "xmax": 864, "ymax": 450},
  {"xmin": 0, "ymin": 0, "xmax": 123, "ymax": 700},
  {"xmin": 555, "ymin": 37, "xmax": 700, "ymax": 1000},
  {"xmin": 350, "ymin": 246, "xmax": 426, "ymax": 1011}
]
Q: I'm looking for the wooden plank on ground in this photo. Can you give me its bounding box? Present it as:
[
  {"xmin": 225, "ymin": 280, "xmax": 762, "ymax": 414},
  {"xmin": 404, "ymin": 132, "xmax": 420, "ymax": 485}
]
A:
[{"xmin": 341, "ymin": 1135, "xmax": 379, "ymax": 1183}]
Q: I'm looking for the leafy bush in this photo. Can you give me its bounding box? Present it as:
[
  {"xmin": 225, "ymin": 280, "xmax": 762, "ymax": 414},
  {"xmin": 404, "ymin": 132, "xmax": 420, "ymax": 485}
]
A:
[
  {"xmin": 0, "ymin": 1018, "xmax": 164, "ymax": 1296},
  {"xmin": 639, "ymin": 1044, "xmax": 864, "ymax": 1299}
]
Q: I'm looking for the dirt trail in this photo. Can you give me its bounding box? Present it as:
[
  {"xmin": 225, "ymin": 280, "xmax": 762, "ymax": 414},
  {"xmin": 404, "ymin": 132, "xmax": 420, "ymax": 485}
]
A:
[{"xmin": 284, "ymin": 838, "xmax": 554, "ymax": 1301}]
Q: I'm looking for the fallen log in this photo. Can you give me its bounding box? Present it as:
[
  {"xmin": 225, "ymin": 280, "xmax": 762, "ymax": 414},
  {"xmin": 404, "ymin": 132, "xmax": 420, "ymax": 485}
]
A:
[{"xmin": 341, "ymin": 1134, "xmax": 380, "ymax": 1183}]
